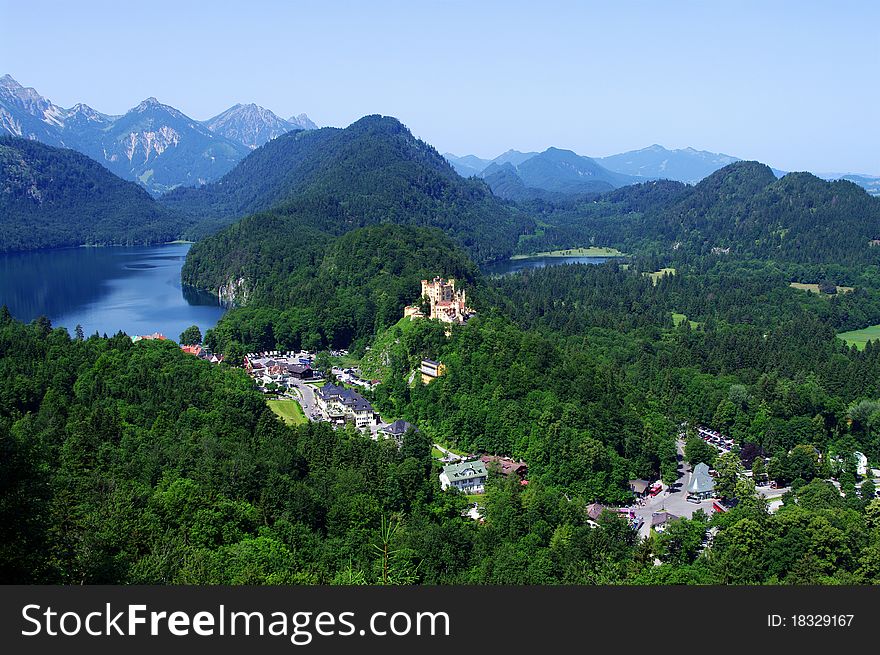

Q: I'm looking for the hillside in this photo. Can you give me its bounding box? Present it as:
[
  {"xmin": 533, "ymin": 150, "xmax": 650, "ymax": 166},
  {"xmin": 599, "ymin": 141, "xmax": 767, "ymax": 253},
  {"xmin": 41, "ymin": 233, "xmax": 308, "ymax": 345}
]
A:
[
  {"xmin": 644, "ymin": 161, "xmax": 880, "ymax": 263},
  {"xmin": 189, "ymin": 223, "xmax": 479, "ymax": 353},
  {"xmin": 0, "ymin": 136, "xmax": 183, "ymax": 251},
  {"xmin": 165, "ymin": 115, "xmax": 533, "ymax": 262},
  {"xmin": 481, "ymin": 162, "xmax": 575, "ymax": 202}
]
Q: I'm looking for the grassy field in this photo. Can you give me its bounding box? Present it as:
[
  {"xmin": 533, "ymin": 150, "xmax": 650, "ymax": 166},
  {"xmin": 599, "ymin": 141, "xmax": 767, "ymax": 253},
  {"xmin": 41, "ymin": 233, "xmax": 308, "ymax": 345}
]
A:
[
  {"xmin": 789, "ymin": 282, "xmax": 854, "ymax": 295},
  {"xmin": 465, "ymin": 494, "xmax": 485, "ymax": 504},
  {"xmin": 672, "ymin": 312, "xmax": 700, "ymax": 329},
  {"xmin": 838, "ymin": 324, "xmax": 880, "ymax": 350},
  {"xmin": 645, "ymin": 267, "xmax": 676, "ymax": 285},
  {"xmin": 267, "ymin": 398, "xmax": 307, "ymax": 425},
  {"xmin": 332, "ymin": 353, "xmax": 362, "ymax": 369},
  {"xmin": 511, "ymin": 246, "xmax": 626, "ymax": 259}
]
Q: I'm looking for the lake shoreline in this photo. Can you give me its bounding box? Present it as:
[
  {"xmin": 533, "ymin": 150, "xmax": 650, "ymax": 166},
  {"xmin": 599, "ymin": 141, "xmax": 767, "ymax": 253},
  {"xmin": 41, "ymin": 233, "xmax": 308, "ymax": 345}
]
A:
[{"xmin": 511, "ymin": 247, "xmax": 627, "ymax": 260}]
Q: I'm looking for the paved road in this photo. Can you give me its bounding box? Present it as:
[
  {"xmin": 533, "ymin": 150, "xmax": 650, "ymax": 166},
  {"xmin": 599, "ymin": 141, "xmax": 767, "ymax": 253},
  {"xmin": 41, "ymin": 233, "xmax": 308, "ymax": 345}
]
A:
[
  {"xmin": 630, "ymin": 439, "xmax": 715, "ymax": 538},
  {"xmin": 289, "ymin": 379, "xmax": 320, "ymax": 421},
  {"xmin": 433, "ymin": 443, "xmax": 463, "ymax": 462}
]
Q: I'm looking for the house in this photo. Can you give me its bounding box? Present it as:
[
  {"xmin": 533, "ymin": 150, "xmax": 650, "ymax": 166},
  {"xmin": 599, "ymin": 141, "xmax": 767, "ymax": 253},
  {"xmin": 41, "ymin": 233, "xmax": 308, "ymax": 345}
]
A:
[
  {"xmin": 377, "ymin": 419, "xmax": 417, "ymax": 446},
  {"xmin": 651, "ymin": 511, "xmax": 680, "ymax": 531},
  {"xmin": 687, "ymin": 462, "xmax": 715, "ymax": 500},
  {"xmin": 629, "ymin": 479, "xmax": 652, "ymax": 497},
  {"xmin": 287, "ymin": 364, "xmax": 313, "ymax": 380},
  {"xmin": 315, "ymin": 383, "xmax": 377, "ymax": 429},
  {"xmin": 181, "ymin": 344, "xmax": 203, "ymax": 357},
  {"xmin": 480, "ymin": 455, "xmax": 528, "ymax": 480},
  {"xmin": 420, "ymin": 359, "xmax": 447, "ymax": 384},
  {"xmin": 586, "ymin": 503, "xmax": 605, "ymax": 521},
  {"xmin": 439, "ymin": 460, "xmax": 488, "ymax": 494}
]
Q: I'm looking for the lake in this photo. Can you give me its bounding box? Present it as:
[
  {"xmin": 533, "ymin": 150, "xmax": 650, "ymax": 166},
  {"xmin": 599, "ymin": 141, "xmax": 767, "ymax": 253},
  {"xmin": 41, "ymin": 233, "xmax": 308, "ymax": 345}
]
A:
[
  {"xmin": 481, "ymin": 255, "xmax": 618, "ymax": 276},
  {"xmin": 0, "ymin": 243, "xmax": 227, "ymax": 340}
]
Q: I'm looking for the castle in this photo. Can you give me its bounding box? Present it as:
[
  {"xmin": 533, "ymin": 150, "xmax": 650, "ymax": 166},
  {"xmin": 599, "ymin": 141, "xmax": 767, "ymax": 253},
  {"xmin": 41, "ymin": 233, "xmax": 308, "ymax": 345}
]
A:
[{"xmin": 404, "ymin": 277, "xmax": 474, "ymax": 324}]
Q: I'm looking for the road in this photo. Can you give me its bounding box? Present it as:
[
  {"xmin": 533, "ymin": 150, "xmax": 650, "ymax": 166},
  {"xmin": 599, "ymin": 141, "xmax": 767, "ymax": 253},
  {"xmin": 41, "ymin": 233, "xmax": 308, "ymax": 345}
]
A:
[
  {"xmin": 288, "ymin": 379, "xmax": 320, "ymax": 421},
  {"xmin": 629, "ymin": 438, "xmax": 715, "ymax": 538},
  {"xmin": 628, "ymin": 438, "xmax": 793, "ymax": 537},
  {"xmin": 433, "ymin": 443, "xmax": 463, "ymax": 462}
]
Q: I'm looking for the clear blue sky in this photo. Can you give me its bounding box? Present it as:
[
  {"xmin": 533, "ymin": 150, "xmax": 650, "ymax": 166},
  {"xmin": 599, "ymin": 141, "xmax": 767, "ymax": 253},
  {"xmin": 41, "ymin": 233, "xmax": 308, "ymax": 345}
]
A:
[{"xmin": 1, "ymin": 0, "xmax": 878, "ymax": 173}]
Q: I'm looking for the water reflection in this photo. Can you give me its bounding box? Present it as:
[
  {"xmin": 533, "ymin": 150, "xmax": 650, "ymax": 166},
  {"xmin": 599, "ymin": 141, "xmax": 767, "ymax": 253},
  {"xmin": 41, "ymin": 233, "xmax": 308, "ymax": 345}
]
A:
[{"xmin": 0, "ymin": 244, "xmax": 227, "ymax": 339}]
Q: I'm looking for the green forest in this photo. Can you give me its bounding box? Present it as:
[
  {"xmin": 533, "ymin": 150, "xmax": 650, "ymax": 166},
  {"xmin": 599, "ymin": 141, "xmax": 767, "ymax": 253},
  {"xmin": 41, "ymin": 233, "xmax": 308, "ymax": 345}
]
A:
[
  {"xmin": 3, "ymin": 310, "xmax": 880, "ymax": 584},
  {"xmin": 0, "ymin": 136, "xmax": 183, "ymax": 252},
  {"xmin": 5, "ymin": 112, "xmax": 880, "ymax": 586}
]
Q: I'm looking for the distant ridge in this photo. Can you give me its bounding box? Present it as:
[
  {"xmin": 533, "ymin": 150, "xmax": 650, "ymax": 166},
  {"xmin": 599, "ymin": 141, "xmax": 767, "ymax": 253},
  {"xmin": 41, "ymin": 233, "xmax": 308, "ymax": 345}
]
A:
[{"xmin": 0, "ymin": 74, "xmax": 317, "ymax": 195}]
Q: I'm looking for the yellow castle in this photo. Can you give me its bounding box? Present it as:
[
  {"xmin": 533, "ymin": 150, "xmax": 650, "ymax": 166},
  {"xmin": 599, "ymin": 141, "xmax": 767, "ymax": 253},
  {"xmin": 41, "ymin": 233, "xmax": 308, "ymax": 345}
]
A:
[{"xmin": 404, "ymin": 277, "xmax": 474, "ymax": 324}]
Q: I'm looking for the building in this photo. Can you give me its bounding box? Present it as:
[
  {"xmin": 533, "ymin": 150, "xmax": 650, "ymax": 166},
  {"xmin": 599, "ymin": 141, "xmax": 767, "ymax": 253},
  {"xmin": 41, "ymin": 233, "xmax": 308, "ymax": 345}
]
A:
[
  {"xmin": 315, "ymin": 383, "xmax": 377, "ymax": 429},
  {"xmin": 180, "ymin": 344, "xmax": 207, "ymax": 358},
  {"xmin": 480, "ymin": 455, "xmax": 528, "ymax": 480},
  {"xmin": 651, "ymin": 511, "xmax": 680, "ymax": 532},
  {"xmin": 420, "ymin": 359, "xmax": 447, "ymax": 384},
  {"xmin": 586, "ymin": 503, "xmax": 605, "ymax": 521},
  {"xmin": 132, "ymin": 333, "xmax": 167, "ymax": 342},
  {"xmin": 287, "ymin": 364, "xmax": 313, "ymax": 380},
  {"xmin": 377, "ymin": 419, "xmax": 417, "ymax": 447},
  {"xmin": 629, "ymin": 479, "xmax": 652, "ymax": 497},
  {"xmin": 687, "ymin": 462, "xmax": 716, "ymax": 501},
  {"xmin": 404, "ymin": 277, "xmax": 475, "ymax": 324},
  {"xmin": 439, "ymin": 460, "xmax": 488, "ymax": 494}
]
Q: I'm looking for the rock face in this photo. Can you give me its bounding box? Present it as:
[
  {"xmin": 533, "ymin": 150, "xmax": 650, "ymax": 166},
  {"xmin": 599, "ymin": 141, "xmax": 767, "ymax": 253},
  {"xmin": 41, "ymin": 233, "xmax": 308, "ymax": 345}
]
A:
[
  {"xmin": 217, "ymin": 276, "xmax": 250, "ymax": 305},
  {"xmin": 0, "ymin": 75, "xmax": 317, "ymax": 195}
]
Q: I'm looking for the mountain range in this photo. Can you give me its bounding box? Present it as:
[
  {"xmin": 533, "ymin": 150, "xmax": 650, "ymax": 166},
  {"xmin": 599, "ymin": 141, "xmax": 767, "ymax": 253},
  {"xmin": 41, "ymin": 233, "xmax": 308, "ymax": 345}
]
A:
[
  {"xmin": 0, "ymin": 75, "xmax": 316, "ymax": 195},
  {"xmin": 446, "ymin": 145, "xmax": 880, "ymax": 196},
  {"xmin": 445, "ymin": 148, "xmax": 639, "ymax": 201}
]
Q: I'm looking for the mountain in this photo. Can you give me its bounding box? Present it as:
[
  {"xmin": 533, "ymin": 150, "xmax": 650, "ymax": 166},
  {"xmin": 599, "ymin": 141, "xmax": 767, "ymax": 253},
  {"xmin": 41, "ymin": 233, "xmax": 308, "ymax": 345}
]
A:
[
  {"xmin": 0, "ymin": 74, "xmax": 68, "ymax": 147},
  {"xmin": 0, "ymin": 75, "xmax": 318, "ymax": 195},
  {"xmin": 204, "ymin": 103, "xmax": 298, "ymax": 149},
  {"xmin": 163, "ymin": 115, "xmax": 533, "ymax": 261},
  {"xmin": 644, "ymin": 161, "xmax": 880, "ymax": 263},
  {"xmin": 443, "ymin": 150, "xmax": 539, "ymax": 178},
  {"xmin": 204, "ymin": 103, "xmax": 316, "ymax": 149},
  {"xmin": 491, "ymin": 149, "xmax": 538, "ymax": 168},
  {"xmin": 477, "ymin": 147, "xmax": 635, "ymax": 200},
  {"xmin": 0, "ymin": 135, "xmax": 183, "ymax": 251},
  {"xmin": 818, "ymin": 172, "xmax": 880, "ymax": 197},
  {"xmin": 443, "ymin": 153, "xmax": 490, "ymax": 177},
  {"xmin": 289, "ymin": 113, "xmax": 318, "ymax": 130},
  {"xmin": 480, "ymin": 162, "xmax": 570, "ymax": 202},
  {"xmin": 514, "ymin": 147, "xmax": 634, "ymax": 193},
  {"xmin": 71, "ymin": 97, "xmax": 250, "ymax": 196},
  {"xmin": 596, "ymin": 144, "xmax": 740, "ymax": 183}
]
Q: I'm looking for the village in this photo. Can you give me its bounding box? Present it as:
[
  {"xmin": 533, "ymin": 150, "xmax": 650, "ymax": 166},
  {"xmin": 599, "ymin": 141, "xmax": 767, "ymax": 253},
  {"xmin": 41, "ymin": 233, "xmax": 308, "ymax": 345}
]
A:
[{"xmin": 157, "ymin": 276, "xmax": 877, "ymax": 534}]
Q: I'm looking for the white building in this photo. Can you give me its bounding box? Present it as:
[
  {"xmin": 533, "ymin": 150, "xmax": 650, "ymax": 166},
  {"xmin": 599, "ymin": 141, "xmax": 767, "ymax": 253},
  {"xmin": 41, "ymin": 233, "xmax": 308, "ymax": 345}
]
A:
[{"xmin": 439, "ymin": 460, "xmax": 488, "ymax": 494}]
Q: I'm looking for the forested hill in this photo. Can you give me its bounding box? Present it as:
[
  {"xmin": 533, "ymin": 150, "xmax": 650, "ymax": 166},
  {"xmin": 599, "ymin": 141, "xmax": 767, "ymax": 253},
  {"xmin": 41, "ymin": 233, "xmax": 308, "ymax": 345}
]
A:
[
  {"xmin": 186, "ymin": 223, "xmax": 479, "ymax": 354},
  {"xmin": 0, "ymin": 136, "xmax": 183, "ymax": 252},
  {"xmin": 163, "ymin": 115, "xmax": 533, "ymax": 262},
  {"xmin": 644, "ymin": 161, "xmax": 880, "ymax": 263}
]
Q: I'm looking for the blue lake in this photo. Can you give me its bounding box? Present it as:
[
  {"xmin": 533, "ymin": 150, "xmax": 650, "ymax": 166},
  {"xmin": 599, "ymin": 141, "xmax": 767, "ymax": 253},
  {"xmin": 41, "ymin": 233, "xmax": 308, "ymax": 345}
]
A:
[
  {"xmin": 481, "ymin": 255, "xmax": 617, "ymax": 276},
  {"xmin": 0, "ymin": 243, "xmax": 226, "ymax": 340}
]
